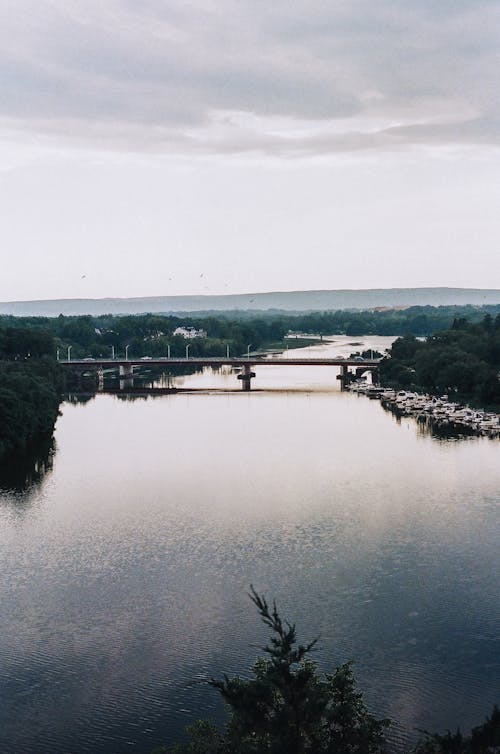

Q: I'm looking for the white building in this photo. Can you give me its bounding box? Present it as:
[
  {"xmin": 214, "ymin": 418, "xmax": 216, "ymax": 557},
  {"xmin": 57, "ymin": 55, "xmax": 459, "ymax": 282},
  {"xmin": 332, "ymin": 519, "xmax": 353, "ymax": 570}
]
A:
[{"xmin": 173, "ymin": 326, "xmax": 207, "ymax": 339}]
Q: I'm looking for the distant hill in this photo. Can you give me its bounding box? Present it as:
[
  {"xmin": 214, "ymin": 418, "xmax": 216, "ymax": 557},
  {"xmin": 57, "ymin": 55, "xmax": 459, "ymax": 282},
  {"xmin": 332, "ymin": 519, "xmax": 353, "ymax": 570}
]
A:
[{"xmin": 1, "ymin": 288, "xmax": 499, "ymax": 317}]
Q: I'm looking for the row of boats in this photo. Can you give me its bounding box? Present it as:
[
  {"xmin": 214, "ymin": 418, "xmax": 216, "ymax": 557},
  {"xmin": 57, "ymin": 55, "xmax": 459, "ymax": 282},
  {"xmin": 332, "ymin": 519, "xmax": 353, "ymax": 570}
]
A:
[{"xmin": 347, "ymin": 382, "xmax": 500, "ymax": 438}]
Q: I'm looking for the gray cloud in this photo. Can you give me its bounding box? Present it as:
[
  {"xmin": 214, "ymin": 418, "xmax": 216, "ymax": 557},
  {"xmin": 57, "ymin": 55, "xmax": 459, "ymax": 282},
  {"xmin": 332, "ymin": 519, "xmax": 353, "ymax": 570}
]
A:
[{"xmin": 1, "ymin": 0, "xmax": 499, "ymax": 154}]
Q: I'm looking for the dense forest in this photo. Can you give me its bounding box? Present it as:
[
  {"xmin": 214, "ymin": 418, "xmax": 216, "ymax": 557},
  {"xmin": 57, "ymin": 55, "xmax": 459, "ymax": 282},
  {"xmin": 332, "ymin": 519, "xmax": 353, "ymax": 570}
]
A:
[
  {"xmin": 1, "ymin": 305, "xmax": 499, "ymax": 360},
  {"xmin": 266, "ymin": 304, "xmax": 500, "ymax": 337},
  {"xmin": 380, "ymin": 314, "xmax": 500, "ymax": 410},
  {"xmin": 0, "ymin": 327, "xmax": 62, "ymax": 460},
  {"xmin": 0, "ymin": 313, "xmax": 288, "ymax": 359}
]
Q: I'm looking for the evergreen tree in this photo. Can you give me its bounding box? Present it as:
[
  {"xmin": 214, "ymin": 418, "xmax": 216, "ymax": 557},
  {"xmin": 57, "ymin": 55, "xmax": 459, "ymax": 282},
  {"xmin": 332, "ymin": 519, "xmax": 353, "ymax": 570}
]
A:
[
  {"xmin": 155, "ymin": 588, "xmax": 389, "ymax": 754},
  {"xmin": 413, "ymin": 706, "xmax": 500, "ymax": 754}
]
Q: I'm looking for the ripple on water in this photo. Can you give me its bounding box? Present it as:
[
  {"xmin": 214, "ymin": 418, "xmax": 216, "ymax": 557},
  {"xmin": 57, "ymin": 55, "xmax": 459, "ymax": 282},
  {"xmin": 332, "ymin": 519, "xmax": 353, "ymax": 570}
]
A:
[{"xmin": 0, "ymin": 387, "xmax": 499, "ymax": 753}]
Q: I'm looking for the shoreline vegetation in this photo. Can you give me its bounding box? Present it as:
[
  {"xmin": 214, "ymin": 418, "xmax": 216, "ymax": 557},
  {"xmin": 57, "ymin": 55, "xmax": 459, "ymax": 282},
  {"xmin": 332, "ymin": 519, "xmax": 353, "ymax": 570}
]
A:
[
  {"xmin": 0, "ymin": 327, "xmax": 62, "ymax": 462},
  {"xmin": 347, "ymin": 314, "xmax": 500, "ymax": 438},
  {"xmin": 1, "ymin": 307, "xmax": 499, "ymax": 463},
  {"xmin": 1, "ymin": 304, "xmax": 500, "ymax": 362},
  {"xmin": 378, "ymin": 314, "xmax": 500, "ymax": 413}
]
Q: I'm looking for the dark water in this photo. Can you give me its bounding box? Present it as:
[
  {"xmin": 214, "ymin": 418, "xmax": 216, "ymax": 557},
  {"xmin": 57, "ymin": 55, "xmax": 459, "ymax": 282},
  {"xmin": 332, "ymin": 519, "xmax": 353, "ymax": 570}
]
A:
[{"xmin": 0, "ymin": 338, "xmax": 499, "ymax": 753}]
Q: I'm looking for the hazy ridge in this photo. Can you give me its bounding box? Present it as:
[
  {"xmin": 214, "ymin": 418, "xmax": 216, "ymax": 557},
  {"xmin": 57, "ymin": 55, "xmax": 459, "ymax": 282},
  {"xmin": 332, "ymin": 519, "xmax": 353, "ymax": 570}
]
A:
[{"xmin": 1, "ymin": 288, "xmax": 500, "ymax": 317}]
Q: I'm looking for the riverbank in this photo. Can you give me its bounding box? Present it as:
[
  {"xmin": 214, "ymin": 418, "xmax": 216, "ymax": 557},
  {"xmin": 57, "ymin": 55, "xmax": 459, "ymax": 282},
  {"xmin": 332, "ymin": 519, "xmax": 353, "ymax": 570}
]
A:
[
  {"xmin": 347, "ymin": 381, "xmax": 500, "ymax": 438},
  {"xmin": 0, "ymin": 359, "xmax": 62, "ymax": 462},
  {"xmin": 378, "ymin": 318, "xmax": 500, "ymax": 413}
]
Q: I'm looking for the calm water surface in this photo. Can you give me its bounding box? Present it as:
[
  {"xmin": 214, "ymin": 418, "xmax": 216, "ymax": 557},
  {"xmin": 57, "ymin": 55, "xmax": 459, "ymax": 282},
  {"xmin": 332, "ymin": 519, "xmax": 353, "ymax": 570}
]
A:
[{"xmin": 0, "ymin": 337, "xmax": 499, "ymax": 753}]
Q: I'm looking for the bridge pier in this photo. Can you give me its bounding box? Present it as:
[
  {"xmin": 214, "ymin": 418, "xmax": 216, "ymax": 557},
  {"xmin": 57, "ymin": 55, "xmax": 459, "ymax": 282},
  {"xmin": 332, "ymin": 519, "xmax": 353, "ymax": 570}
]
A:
[
  {"xmin": 237, "ymin": 364, "xmax": 256, "ymax": 391},
  {"xmin": 59, "ymin": 357, "xmax": 382, "ymax": 392},
  {"xmin": 119, "ymin": 364, "xmax": 133, "ymax": 378},
  {"xmin": 337, "ymin": 364, "xmax": 352, "ymax": 390},
  {"xmin": 119, "ymin": 363, "xmax": 134, "ymax": 389}
]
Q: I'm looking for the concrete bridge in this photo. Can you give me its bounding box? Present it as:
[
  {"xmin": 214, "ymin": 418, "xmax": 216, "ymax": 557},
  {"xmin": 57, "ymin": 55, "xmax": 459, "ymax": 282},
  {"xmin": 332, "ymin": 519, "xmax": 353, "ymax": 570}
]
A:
[{"xmin": 59, "ymin": 356, "xmax": 382, "ymax": 391}]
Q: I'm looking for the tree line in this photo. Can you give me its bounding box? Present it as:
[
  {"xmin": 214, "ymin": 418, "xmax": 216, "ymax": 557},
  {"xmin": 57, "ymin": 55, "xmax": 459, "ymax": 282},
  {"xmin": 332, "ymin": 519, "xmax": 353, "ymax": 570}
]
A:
[
  {"xmin": 274, "ymin": 304, "xmax": 500, "ymax": 338},
  {"xmin": 0, "ymin": 313, "xmax": 288, "ymax": 359},
  {"xmin": 0, "ymin": 326, "xmax": 62, "ymax": 460},
  {"xmin": 380, "ymin": 314, "xmax": 500, "ymax": 410},
  {"xmin": 1, "ymin": 305, "xmax": 499, "ymax": 361}
]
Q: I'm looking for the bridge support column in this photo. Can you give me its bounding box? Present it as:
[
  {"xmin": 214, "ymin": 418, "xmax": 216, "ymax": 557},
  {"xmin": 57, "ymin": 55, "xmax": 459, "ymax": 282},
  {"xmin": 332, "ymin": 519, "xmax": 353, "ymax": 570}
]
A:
[
  {"xmin": 336, "ymin": 364, "xmax": 352, "ymax": 390},
  {"xmin": 237, "ymin": 364, "xmax": 256, "ymax": 391},
  {"xmin": 119, "ymin": 363, "xmax": 134, "ymax": 389},
  {"xmin": 119, "ymin": 364, "xmax": 133, "ymax": 378}
]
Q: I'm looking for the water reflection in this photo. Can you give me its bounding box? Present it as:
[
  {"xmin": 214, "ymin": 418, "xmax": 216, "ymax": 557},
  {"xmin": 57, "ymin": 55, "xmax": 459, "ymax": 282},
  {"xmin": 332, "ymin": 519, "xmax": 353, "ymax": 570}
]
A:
[
  {"xmin": 62, "ymin": 335, "xmax": 393, "ymax": 394},
  {"xmin": 380, "ymin": 402, "xmax": 480, "ymax": 442},
  {"xmin": 65, "ymin": 393, "xmax": 97, "ymax": 406},
  {"xmin": 0, "ymin": 335, "xmax": 498, "ymax": 754},
  {"xmin": 0, "ymin": 434, "xmax": 54, "ymax": 494}
]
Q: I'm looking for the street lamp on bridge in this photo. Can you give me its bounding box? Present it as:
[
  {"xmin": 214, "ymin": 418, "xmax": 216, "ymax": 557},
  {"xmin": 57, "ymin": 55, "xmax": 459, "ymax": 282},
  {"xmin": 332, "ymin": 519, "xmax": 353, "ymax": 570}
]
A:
[
  {"xmin": 67, "ymin": 345, "xmax": 72, "ymax": 361},
  {"xmin": 247, "ymin": 344, "xmax": 252, "ymax": 358},
  {"xmin": 125, "ymin": 344, "xmax": 130, "ymax": 360},
  {"xmin": 186, "ymin": 344, "xmax": 191, "ymax": 359},
  {"xmin": 111, "ymin": 346, "xmax": 115, "ymax": 359}
]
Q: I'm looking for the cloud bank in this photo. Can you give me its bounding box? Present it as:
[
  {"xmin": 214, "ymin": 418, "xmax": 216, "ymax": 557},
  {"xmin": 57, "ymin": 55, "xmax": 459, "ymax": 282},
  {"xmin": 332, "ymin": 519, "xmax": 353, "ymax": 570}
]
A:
[{"xmin": 1, "ymin": 0, "xmax": 499, "ymax": 155}]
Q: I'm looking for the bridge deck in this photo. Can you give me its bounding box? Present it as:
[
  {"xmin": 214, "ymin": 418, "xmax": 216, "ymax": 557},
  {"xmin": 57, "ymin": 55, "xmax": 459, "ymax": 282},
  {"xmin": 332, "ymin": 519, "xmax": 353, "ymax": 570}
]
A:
[{"xmin": 59, "ymin": 357, "xmax": 381, "ymax": 368}]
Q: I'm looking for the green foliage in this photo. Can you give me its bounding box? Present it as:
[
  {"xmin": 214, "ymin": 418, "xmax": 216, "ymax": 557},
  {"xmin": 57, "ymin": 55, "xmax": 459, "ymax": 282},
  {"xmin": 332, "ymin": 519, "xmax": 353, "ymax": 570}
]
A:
[
  {"xmin": 154, "ymin": 592, "xmax": 499, "ymax": 754},
  {"xmin": 380, "ymin": 316, "xmax": 500, "ymax": 409},
  {"xmin": 158, "ymin": 588, "xmax": 389, "ymax": 754},
  {"xmin": 0, "ymin": 325, "xmax": 55, "ymax": 359},
  {"xmin": 279, "ymin": 305, "xmax": 500, "ymax": 338},
  {"xmin": 0, "ymin": 327, "xmax": 61, "ymax": 460},
  {"xmin": 413, "ymin": 706, "xmax": 500, "ymax": 754},
  {"xmin": 152, "ymin": 720, "xmax": 228, "ymax": 754},
  {"xmin": 0, "ymin": 313, "xmax": 287, "ymax": 359},
  {"xmin": 1, "ymin": 305, "xmax": 500, "ymax": 361}
]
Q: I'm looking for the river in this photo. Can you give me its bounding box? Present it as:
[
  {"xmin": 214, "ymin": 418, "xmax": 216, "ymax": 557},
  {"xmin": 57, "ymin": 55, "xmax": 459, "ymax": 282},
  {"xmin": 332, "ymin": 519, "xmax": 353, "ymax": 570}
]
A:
[{"xmin": 0, "ymin": 336, "xmax": 499, "ymax": 753}]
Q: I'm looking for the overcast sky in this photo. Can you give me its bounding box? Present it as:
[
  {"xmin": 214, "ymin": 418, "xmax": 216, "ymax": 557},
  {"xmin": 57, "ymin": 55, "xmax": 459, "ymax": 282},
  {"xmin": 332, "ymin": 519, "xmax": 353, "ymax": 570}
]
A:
[{"xmin": 1, "ymin": 0, "xmax": 499, "ymax": 301}]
